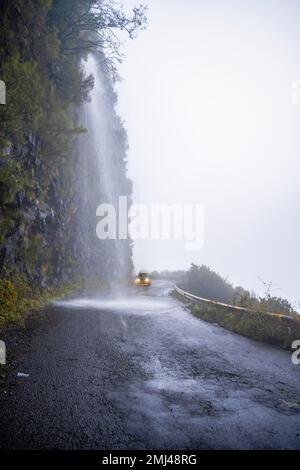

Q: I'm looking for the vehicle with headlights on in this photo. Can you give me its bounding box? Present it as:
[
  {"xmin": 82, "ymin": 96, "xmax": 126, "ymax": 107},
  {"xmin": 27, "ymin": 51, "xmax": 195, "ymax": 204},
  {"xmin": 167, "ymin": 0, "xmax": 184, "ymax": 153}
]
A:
[{"xmin": 133, "ymin": 272, "xmax": 152, "ymax": 287}]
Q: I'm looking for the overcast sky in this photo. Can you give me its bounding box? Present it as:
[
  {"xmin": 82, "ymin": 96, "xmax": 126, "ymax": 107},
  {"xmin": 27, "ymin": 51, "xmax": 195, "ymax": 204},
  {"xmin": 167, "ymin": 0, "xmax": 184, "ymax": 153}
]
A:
[{"xmin": 116, "ymin": 0, "xmax": 300, "ymax": 305}]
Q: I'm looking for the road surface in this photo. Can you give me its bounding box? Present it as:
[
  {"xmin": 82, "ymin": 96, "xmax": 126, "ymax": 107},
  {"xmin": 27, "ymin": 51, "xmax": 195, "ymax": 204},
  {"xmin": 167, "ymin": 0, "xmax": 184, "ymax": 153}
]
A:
[{"xmin": 0, "ymin": 280, "xmax": 300, "ymax": 449}]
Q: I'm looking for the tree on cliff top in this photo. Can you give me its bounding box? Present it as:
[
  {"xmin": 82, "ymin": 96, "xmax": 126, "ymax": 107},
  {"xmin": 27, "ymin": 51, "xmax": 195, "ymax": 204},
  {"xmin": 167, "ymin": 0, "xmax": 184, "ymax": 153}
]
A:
[{"xmin": 0, "ymin": 0, "xmax": 147, "ymax": 144}]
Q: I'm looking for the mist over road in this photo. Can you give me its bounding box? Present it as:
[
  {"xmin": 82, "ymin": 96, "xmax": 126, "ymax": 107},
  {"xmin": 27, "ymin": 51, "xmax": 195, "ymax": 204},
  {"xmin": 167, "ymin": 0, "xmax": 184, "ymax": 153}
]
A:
[{"xmin": 0, "ymin": 280, "xmax": 300, "ymax": 449}]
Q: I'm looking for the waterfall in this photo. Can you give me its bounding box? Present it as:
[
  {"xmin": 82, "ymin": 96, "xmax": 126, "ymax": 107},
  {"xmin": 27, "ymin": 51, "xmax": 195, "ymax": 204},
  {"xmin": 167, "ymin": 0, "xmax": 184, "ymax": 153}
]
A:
[{"xmin": 74, "ymin": 54, "xmax": 133, "ymax": 288}]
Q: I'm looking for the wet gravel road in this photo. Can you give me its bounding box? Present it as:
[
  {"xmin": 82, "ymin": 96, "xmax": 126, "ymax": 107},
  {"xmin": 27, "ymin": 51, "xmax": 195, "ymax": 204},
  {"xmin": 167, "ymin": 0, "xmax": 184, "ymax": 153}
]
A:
[{"xmin": 0, "ymin": 280, "xmax": 300, "ymax": 449}]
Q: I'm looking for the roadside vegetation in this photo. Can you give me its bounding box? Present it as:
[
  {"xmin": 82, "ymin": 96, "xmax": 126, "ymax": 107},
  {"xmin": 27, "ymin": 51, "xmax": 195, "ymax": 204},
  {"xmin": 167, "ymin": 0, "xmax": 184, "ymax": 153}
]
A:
[
  {"xmin": 179, "ymin": 299, "xmax": 300, "ymax": 350},
  {"xmin": 0, "ymin": 275, "xmax": 79, "ymax": 328},
  {"xmin": 157, "ymin": 264, "xmax": 299, "ymax": 349},
  {"xmin": 180, "ymin": 263, "xmax": 297, "ymax": 317}
]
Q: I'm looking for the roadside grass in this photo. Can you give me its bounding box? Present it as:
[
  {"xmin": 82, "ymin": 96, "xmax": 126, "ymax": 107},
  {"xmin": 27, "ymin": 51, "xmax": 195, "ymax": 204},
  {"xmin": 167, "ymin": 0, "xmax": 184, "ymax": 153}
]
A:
[
  {"xmin": 173, "ymin": 291, "xmax": 300, "ymax": 350},
  {"xmin": 0, "ymin": 274, "xmax": 110, "ymax": 328},
  {"xmin": 0, "ymin": 276, "xmax": 81, "ymax": 328}
]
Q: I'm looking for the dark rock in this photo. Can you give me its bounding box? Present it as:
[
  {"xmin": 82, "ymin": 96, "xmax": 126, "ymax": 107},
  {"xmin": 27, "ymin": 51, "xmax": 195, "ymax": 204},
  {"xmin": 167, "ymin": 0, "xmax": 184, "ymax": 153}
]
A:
[{"xmin": 15, "ymin": 190, "xmax": 26, "ymax": 208}]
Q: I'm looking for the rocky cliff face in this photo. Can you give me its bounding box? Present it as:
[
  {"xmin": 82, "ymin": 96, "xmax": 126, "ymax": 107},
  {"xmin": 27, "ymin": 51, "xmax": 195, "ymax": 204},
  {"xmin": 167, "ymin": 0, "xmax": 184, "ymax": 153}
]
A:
[
  {"xmin": 0, "ymin": 65, "xmax": 133, "ymax": 290},
  {"xmin": 0, "ymin": 131, "xmax": 76, "ymax": 288},
  {"xmin": 0, "ymin": 1, "xmax": 138, "ymax": 326}
]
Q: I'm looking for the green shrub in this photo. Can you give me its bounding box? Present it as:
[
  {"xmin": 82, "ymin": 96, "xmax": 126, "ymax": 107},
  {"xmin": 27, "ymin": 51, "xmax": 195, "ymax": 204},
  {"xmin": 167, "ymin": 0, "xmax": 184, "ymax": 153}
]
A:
[
  {"xmin": 0, "ymin": 279, "xmax": 20, "ymax": 325},
  {"xmin": 187, "ymin": 299, "xmax": 300, "ymax": 350},
  {"xmin": 0, "ymin": 276, "xmax": 68, "ymax": 328}
]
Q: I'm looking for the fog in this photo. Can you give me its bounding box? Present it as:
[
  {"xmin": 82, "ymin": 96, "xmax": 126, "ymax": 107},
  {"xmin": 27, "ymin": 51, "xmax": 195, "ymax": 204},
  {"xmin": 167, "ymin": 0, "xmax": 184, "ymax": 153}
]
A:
[{"xmin": 117, "ymin": 0, "xmax": 300, "ymax": 305}]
